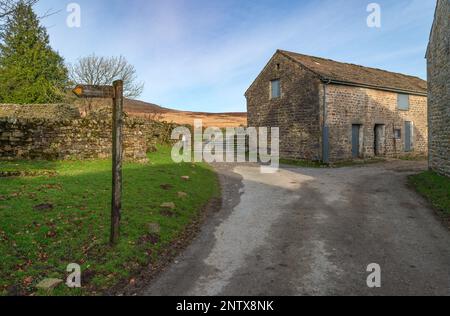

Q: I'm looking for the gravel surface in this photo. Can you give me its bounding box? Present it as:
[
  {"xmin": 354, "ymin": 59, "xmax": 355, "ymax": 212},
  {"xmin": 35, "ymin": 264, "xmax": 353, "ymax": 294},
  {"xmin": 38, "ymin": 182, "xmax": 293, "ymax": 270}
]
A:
[{"xmin": 142, "ymin": 161, "xmax": 450, "ymax": 296}]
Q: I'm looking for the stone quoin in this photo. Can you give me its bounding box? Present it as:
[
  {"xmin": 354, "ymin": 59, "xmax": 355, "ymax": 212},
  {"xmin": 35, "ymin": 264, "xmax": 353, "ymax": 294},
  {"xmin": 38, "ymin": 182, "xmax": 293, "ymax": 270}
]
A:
[{"xmin": 426, "ymin": 0, "xmax": 450, "ymax": 177}]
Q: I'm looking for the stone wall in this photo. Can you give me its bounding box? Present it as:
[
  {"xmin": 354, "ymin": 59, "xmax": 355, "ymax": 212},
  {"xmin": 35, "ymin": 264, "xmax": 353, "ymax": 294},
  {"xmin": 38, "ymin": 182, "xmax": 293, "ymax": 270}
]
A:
[
  {"xmin": 325, "ymin": 85, "xmax": 428, "ymax": 161},
  {"xmin": 427, "ymin": 0, "xmax": 450, "ymax": 177},
  {"xmin": 246, "ymin": 52, "xmax": 322, "ymax": 160},
  {"xmin": 0, "ymin": 103, "xmax": 181, "ymax": 163},
  {"xmin": 141, "ymin": 120, "xmax": 179, "ymax": 152},
  {"xmin": 0, "ymin": 104, "xmax": 80, "ymax": 120},
  {"xmin": 0, "ymin": 117, "xmax": 149, "ymax": 162}
]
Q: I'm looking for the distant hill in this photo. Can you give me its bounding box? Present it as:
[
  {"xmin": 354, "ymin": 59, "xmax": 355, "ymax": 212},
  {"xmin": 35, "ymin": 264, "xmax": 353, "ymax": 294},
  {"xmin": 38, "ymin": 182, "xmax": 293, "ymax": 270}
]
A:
[
  {"xmin": 124, "ymin": 99, "xmax": 247, "ymax": 128},
  {"xmin": 124, "ymin": 99, "xmax": 171, "ymax": 114},
  {"xmin": 74, "ymin": 98, "xmax": 247, "ymax": 128}
]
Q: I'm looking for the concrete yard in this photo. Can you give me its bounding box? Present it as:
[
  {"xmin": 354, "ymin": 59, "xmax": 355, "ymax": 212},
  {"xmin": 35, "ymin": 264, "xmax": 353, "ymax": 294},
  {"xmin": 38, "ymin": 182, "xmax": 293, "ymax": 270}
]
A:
[{"xmin": 143, "ymin": 161, "xmax": 450, "ymax": 296}]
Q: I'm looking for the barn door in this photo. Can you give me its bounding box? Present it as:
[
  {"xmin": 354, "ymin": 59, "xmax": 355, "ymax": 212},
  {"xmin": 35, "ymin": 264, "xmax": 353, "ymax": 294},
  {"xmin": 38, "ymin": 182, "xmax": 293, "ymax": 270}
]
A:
[
  {"xmin": 374, "ymin": 124, "xmax": 385, "ymax": 156},
  {"xmin": 405, "ymin": 121, "xmax": 413, "ymax": 152}
]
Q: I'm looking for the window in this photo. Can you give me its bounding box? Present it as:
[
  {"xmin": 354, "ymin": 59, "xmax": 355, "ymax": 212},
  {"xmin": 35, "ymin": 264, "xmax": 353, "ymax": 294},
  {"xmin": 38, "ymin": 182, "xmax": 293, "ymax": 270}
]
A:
[
  {"xmin": 270, "ymin": 79, "xmax": 281, "ymax": 99},
  {"xmin": 394, "ymin": 129, "xmax": 401, "ymax": 139},
  {"xmin": 397, "ymin": 94, "xmax": 410, "ymax": 110}
]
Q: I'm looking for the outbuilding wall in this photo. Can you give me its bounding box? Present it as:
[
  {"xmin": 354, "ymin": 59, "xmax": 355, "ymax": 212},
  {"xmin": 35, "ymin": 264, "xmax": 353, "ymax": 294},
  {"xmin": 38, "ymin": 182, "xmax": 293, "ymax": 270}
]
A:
[
  {"xmin": 246, "ymin": 53, "xmax": 322, "ymax": 161},
  {"xmin": 427, "ymin": 0, "xmax": 450, "ymax": 177},
  {"xmin": 325, "ymin": 84, "xmax": 428, "ymax": 161}
]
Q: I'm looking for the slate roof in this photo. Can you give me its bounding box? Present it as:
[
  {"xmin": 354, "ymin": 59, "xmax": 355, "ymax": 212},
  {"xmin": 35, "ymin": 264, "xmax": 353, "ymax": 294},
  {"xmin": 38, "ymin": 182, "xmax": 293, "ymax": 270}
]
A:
[{"xmin": 279, "ymin": 50, "xmax": 427, "ymax": 95}]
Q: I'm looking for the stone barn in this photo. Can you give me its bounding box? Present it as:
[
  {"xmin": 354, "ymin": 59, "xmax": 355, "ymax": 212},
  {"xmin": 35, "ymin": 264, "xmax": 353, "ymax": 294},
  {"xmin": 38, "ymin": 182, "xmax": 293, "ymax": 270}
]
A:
[
  {"xmin": 426, "ymin": 0, "xmax": 449, "ymax": 177},
  {"xmin": 246, "ymin": 50, "xmax": 428, "ymax": 163}
]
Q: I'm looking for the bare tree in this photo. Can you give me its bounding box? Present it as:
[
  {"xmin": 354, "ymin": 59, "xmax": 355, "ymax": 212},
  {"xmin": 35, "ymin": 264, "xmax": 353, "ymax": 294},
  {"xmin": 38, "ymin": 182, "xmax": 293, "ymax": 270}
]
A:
[
  {"xmin": 1, "ymin": 1, "xmax": 56, "ymax": 35},
  {"xmin": 1, "ymin": 0, "xmax": 36, "ymax": 35},
  {"xmin": 69, "ymin": 54, "xmax": 145, "ymax": 99},
  {"xmin": 1, "ymin": 0, "xmax": 37, "ymax": 20}
]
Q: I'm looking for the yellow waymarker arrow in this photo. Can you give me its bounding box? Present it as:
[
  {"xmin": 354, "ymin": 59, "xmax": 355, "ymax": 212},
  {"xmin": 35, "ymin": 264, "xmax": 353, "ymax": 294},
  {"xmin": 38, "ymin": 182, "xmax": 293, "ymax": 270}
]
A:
[
  {"xmin": 72, "ymin": 85, "xmax": 115, "ymax": 99},
  {"xmin": 72, "ymin": 85, "xmax": 84, "ymax": 97}
]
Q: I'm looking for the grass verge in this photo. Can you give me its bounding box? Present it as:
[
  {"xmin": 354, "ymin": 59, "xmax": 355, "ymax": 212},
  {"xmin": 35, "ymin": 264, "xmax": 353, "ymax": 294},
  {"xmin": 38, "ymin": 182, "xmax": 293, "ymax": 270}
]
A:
[
  {"xmin": 398, "ymin": 155, "xmax": 428, "ymax": 161},
  {"xmin": 0, "ymin": 145, "xmax": 219, "ymax": 296},
  {"xmin": 280, "ymin": 158, "xmax": 327, "ymax": 168},
  {"xmin": 280, "ymin": 158, "xmax": 385, "ymax": 169},
  {"xmin": 409, "ymin": 171, "xmax": 450, "ymax": 226}
]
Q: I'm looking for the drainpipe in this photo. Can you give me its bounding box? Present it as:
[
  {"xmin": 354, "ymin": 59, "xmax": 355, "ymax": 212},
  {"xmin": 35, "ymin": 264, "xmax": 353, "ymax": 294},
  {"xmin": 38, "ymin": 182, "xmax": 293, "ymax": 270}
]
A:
[{"xmin": 322, "ymin": 80, "xmax": 331, "ymax": 164}]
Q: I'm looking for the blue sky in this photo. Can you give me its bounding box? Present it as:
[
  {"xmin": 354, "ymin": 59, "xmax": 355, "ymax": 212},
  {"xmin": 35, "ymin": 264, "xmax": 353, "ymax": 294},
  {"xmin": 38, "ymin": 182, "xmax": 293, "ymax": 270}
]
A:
[{"xmin": 35, "ymin": 0, "xmax": 436, "ymax": 113}]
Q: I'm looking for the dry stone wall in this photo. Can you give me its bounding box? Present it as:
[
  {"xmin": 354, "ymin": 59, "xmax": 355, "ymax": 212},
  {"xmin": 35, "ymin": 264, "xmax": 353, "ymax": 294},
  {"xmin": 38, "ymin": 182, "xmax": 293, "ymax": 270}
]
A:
[
  {"xmin": 0, "ymin": 118, "xmax": 148, "ymax": 162},
  {"xmin": 0, "ymin": 104, "xmax": 80, "ymax": 120},
  {"xmin": 0, "ymin": 104, "xmax": 179, "ymax": 163},
  {"xmin": 140, "ymin": 120, "xmax": 179, "ymax": 152}
]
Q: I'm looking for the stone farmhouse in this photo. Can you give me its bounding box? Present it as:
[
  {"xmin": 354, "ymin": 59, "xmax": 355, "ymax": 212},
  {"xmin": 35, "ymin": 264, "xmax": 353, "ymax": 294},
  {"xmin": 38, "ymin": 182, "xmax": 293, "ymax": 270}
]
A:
[
  {"xmin": 426, "ymin": 0, "xmax": 449, "ymax": 177},
  {"xmin": 246, "ymin": 50, "xmax": 428, "ymax": 163}
]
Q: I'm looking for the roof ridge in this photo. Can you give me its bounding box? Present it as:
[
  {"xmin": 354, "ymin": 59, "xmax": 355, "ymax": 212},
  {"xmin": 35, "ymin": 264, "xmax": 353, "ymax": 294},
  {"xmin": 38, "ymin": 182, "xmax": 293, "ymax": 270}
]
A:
[
  {"xmin": 277, "ymin": 49, "xmax": 324, "ymax": 80},
  {"xmin": 278, "ymin": 49, "xmax": 426, "ymax": 82}
]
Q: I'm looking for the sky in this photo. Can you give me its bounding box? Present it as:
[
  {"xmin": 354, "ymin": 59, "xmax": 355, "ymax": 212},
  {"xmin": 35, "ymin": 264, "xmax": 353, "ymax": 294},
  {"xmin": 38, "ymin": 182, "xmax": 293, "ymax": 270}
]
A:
[{"xmin": 35, "ymin": 0, "xmax": 436, "ymax": 113}]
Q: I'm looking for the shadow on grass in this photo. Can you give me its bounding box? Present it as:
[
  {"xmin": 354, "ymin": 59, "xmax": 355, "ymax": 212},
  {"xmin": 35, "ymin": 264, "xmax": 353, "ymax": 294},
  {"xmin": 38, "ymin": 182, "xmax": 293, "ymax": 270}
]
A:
[
  {"xmin": 0, "ymin": 160, "xmax": 59, "ymax": 172},
  {"xmin": 0, "ymin": 152, "xmax": 219, "ymax": 296}
]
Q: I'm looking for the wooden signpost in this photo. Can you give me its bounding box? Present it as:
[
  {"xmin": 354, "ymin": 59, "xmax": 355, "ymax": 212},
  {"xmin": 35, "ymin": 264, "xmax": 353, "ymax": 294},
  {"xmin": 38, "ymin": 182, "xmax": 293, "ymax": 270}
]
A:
[
  {"xmin": 72, "ymin": 80, "xmax": 124, "ymax": 245},
  {"xmin": 72, "ymin": 85, "xmax": 115, "ymax": 99}
]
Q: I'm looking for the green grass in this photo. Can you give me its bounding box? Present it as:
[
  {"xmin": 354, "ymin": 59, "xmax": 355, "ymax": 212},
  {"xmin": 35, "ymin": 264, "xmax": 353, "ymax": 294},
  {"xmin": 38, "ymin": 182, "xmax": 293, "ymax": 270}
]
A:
[
  {"xmin": 280, "ymin": 158, "xmax": 327, "ymax": 168},
  {"xmin": 0, "ymin": 160, "xmax": 58, "ymax": 172},
  {"xmin": 398, "ymin": 155, "xmax": 428, "ymax": 161},
  {"xmin": 0, "ymin": 145, "xmax": 219, "ymax": 296},
  {"xmin": 279, "ymin": 158, "xmax": 385, "ymax": 169},
  {"xmin": 409, "ymin": 171, "xmax": 450, "ymax": 218},
  {"xmin": 329, "ymin": 158, "xmax": 386, "ymax": 168}
]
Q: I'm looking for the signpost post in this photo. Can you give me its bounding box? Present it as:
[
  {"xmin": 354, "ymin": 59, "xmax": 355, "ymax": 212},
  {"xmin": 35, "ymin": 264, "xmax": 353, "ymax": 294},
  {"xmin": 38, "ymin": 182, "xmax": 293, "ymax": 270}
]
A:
[
  {"xmin": 110, "ymin": 81, "xmax": 124, "ymax": 245},
  {"xmin": 72, "ymin": 81, "xmax": 124, "ymax": 245}
]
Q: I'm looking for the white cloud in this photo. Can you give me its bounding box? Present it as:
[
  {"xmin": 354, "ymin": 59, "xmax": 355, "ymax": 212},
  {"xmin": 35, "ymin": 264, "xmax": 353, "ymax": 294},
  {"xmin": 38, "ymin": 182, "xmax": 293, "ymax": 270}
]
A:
[{"xmin": 36, "ymin": 0, "xmax": 434, "ymax": 112}]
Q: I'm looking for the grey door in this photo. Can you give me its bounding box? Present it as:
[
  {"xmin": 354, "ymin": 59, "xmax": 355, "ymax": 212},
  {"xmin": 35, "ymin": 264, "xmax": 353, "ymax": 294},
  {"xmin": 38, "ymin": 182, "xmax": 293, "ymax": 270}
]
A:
[
  {"xmin": 405, "ymin": 121, "xmax": 413, "ymax": 152},
  {"xmin": 352, "ymin": 125, "xmax": 360, "ymax": 158}
]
